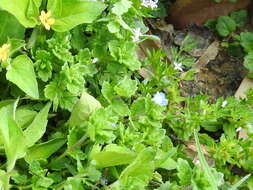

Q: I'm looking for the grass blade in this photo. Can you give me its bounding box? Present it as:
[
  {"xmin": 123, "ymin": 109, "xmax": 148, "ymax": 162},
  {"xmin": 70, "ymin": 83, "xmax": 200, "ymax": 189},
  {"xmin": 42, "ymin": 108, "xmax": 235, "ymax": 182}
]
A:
[
  {"xmin": 194, "ymin": 130, "xmax": 218, "ymax": 190},
  {"xmin": 229, "ymin": 174, "xmax": 251, "ymax": 190}
]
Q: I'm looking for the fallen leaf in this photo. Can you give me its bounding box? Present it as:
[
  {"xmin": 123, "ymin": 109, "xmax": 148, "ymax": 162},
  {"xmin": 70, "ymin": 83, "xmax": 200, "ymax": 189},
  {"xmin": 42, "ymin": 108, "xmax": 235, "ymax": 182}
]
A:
[{"xmin": 193, "ymin": 41, "xmax": 219, "ymax": 72}]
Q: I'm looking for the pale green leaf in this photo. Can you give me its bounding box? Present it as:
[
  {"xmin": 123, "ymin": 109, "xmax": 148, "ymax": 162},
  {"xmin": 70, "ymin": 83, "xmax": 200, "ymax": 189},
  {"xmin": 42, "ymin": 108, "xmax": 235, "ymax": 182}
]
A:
[
  {"xmin": 23, "ymin": 103, "xmax": 51, "ymax": 147},
  {"xmin": 0, "ymin": 0, "xmax": 41, "ymax": 27},
  {"xmin": 92, "ymin": 144, "xmax": 136, "ymax": 168},
  {"xmin": 119, "ymin": 148, "xmax": 155, "ymax": 188},
  {"xmin": 112, "ymin": 0, "xmax": 132, "ymax": 16},
  {"xmin": 25, "ymin": 138, "xmax": 66, "ymax": 163},
  {"xmin": 48, "ymin": 0, "xmax": 106, "ymax": 32},
  {"xmin": 114, "ymin": 77, "xmax": 138, "ymax": 98},
  {"xmin": 6, "ymin": 55, "xmax": 39, "ymax": 99},
  {"xmin": 0, "ymin": 105, "xmax": 26, "ymax": 171},
  {"xmin": 68, "ymin": 91, "xmax": 101, "ymax": 127}
]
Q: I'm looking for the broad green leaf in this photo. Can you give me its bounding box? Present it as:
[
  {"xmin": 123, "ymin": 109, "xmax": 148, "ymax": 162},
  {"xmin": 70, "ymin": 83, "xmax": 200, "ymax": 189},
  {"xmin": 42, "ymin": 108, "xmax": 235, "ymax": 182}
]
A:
[
  {"xmin": 118, "ymin": 148, "xmax": 155, "ymax": 188},
  {"xmin": 244, "ymin": 52, "xmax": 253, "ymax": 76},
  {"xmin": 0, "ymin": 11, "xmax": 25, "ymax": 45},
  {"xmin": 25, "ymin": 138, "xmax": 66, "ymax": 163},
  {"xmin": 216, "ymin": 16, "xmax": 236, "ymax": 37},
  {"xmin": 112, "ymin": 0, "xmax": 132, "ymax": 16},
  {"xmin": 114, "ymin": 77, "xmax": 138, "ymax": 98},
  {"xmin": 0, "ymin": 0, "xmax": 42, "ymax": 27},
  {"xmin": 240, "ymin": 32, "xmax": 253, "ymax": 53},
  {"xmin": 6, "ymin": 55, "xmax": 39, "ymax": 99},
  {"xmin": 157, "ymin": 157, "xmax": 177, "ymax": 170},
  {"xmin": 230, "ymin": 10, "xmax": 247, "ymax": 28},
  {"xmin": 0, "ymin": 105, "xmax": 26, "ymax": 171},
  {"xmin": 68, "ymin": 91, "xmax": 101, "ymax": 127},
  {"xmin": 111, "ymin": 99, "xmax": 130, "ymax": 117},
  {"xmin": 92, "ymin": 144, "xmax": 136, "ymax": 168},
  {"xmin": 23, "ymin": 103, "xmax": 51, "ymax": 147},
  {"xmin": 176, "ymin": 158, "xmax": 192, "ymax": 186},
  {"xmin": 101, "ymin": 81, "xmax": 115, "ymax": 103},
  {"xmin": 16, "ymin": 108, "xmax": 37, "ymax": 128},
  {"xmin": 47, "ymin": 0, "xmax": 106, "ymax": 32}
]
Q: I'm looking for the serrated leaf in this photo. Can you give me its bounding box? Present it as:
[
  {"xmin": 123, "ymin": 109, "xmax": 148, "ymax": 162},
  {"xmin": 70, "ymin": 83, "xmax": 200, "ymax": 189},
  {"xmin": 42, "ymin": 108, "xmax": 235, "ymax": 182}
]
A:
[
  {"xmin": 112, "ymin": 0, "xmax": 132, "ymax": 16},
  {"xmin": 114, "ymin": 77, "xmax": 138, "ymax": 98},
  {"xmin": 6, "ymin": 55, "xmax": 39, "ymax": 99},
  {"xmin": 23, "ymin": 103, "xmax": 51, "ymax": 147}
]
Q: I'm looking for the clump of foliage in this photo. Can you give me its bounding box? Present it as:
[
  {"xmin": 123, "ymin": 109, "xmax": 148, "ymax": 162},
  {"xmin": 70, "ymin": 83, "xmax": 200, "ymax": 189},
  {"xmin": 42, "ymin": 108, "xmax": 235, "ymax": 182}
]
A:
[{"xmin": 0, "ymin": 0, "xmax": 252, "ymax": 190}]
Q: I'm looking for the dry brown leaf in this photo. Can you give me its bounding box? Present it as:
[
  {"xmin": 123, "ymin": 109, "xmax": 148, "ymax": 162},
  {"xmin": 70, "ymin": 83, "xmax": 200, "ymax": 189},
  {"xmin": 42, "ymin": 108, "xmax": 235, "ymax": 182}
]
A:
[
  {"xmin": 192, "ymin": 41, "xmax": 219, "ymax": 72},
  {"xmin": 168, "ymin": 0, "xmax": 251, "ymax": 29},
  {"xmin": 235, "ymin": 77, "xmax": 253, "ymax": 99}
]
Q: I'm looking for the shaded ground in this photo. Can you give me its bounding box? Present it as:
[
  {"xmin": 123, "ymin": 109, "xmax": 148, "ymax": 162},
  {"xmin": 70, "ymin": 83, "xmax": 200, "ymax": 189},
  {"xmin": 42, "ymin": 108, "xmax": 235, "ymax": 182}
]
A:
[{"xmin": 146, "ymin": 19, "xmax": 248, "ymax": 98}]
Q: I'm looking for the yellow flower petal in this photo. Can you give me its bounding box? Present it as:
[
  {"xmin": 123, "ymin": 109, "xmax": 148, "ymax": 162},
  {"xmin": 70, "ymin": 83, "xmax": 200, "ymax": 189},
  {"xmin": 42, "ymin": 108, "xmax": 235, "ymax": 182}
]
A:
[
  {"xmin": 0, "ymin": 43, "xmax": 10, "ymax": 62},
  {"xmin": 39, "ymin": 10, "xmax": 55, "ymax": 30}
]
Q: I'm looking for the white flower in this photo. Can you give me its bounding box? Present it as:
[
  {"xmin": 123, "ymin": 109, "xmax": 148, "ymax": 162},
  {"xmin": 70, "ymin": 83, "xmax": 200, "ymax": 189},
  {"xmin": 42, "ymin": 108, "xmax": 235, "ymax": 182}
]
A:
[
  {"xmin": 236, "ymin": 127, "xmax": 242, "ymax": 132},
  {"xmin": 132, "ymin": 28, "xmax": 142, "ymax": 42},
  {"xmin": 221, "ymin": 100, "xmax": 228, "ymax": 108},
  {"xmin": 111, "ymin": 122, "xmax": 116, "ymax": 127},
  {"xmin": 173, "ymin": 62, "xmax": 183, "ymax": 72},
  {"xmin": 152, "ymin": 92, "xmax": 168, "ymax": 106},
  {"xmin": 141, "ymin": 0, "xmax": 158, "ymax": 8},
  {"xmin": 92, "ymin": 57, "xmax": 99, "ymax": 63}
]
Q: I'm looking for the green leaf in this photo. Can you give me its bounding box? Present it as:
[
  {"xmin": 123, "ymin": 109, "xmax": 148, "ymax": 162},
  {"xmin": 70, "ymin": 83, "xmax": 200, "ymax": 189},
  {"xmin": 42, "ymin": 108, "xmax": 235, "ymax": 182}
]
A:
[
  {"xmin": 118, "ymin": 148, "xmax": 155, "ymax": 189},
  {"xmin": 114, "ymin": 76, "xmax": 138, "ymax": 98},
  {"xmin": 244, "ymin": 52, "xmax": 253, "ymax": 76},
  {"xmin": 91, "ymin": 144, "xmax": 136, "ymax": 168},
  {"xmin": 108, "ymin": 40, "xmax": 141, "ymax": 71},
  {"xmin": 112, "ymin": 0, "xmax": 132, "ymax": 16},
  {"xmin": 23, "ymin": 103, "xmax": 51, "ymax": 147},
  {"xmin": 16, "ymin": 108, "xmax": 37, "ymax": 128},
  {"xmin": 111, "ymin": 99, "xmax": 130, "ymax": 117},
  {"xmin": 230, "ymin": 10, "xmax": 247, "ymax": 28},
  {"xmin": 216, "ymin": 16, "xmax": 236, "ymax": 37},
  {"xmin": 240, "ymin": 32, "xmax": 253, "ymax": 53},
  {"xmin": 68, "ymin": 91, "xmax": 101, "ymax": 127},
  {"xmin": 0, "ymin": 0, "xmax": 41, "ymax": 27},
  {"xmin": 107, "ymin": 21, "xmax": 121, "ymax": 33},
  {"xmin": 48, "ymin": 0, "xmax": 106, "ymax": 32},
  {"xmin": 0, "ymin": 10, "xmax": 25, "ymax": 45},
  {"xmin": 25, "ymin": 138, "xmax": 66, "ymax": 163},
  {"xmin": 0, "ymin": 105, "xmax": 26, "ymax": 171},
  {"xmin": 6, "ymin": 55, "xmax": 39, "ymax": 99},
  {"xmin": 101, "ymin": 81, "xmax": 115, "ymax": 103},
  {"xmin": 194, "ymin": 130, "xmax": 219, "ymax": 190},
  {"xmin": 176, "ymin": 158, "xmax": 192, "ymax": 186}
]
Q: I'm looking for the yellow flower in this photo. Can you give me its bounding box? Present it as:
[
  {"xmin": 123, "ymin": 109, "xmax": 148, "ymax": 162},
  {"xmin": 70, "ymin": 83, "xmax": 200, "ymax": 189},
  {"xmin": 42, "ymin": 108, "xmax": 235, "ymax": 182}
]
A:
[
  {"xmin": 0, "ymin": 44, "xmax": 10, "ymax": 62},
  {"xmin": 39, "ymin": 10, "xmax": 55, "ymax": 30}
]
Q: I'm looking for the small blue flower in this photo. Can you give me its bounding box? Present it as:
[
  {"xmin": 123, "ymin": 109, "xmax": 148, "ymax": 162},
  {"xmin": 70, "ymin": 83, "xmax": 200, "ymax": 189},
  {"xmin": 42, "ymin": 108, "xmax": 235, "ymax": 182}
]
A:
[{"xmin": 152, "ymin": 92, "xmax": 168, "ymax": 106}]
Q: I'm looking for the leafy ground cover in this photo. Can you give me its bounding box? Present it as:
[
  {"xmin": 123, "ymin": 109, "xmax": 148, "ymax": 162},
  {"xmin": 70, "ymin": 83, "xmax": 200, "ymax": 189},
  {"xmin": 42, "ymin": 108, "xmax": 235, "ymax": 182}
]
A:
[{"xmin": 1, "ymin": 0, "xmax": 253, "ymax": 189}]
